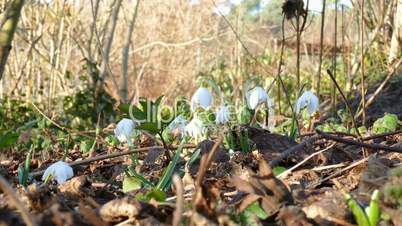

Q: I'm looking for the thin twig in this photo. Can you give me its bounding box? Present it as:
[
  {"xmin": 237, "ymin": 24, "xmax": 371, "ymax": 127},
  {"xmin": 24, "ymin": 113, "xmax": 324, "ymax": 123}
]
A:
[
  {"xmin": 191, "ymin": 136, "xmax": 223, "ymax": 226},
  {"xmin": 356, "ymin": 58, "xmax": 402, "ymax": 119},
  {"xmin": 172, "ymin": 174, "xmax": 184, "ymax": 226},
  {"xmin": 275, "ymin": 17, "xmax": 300, "ymax": 134},
  {"xmin": 0, "ymin": 175, "xmax": 37, "ymax": 226},
  {"xmin": 311, "ymin": 163, "xmax": 346, "ymax": 171},
  {"xmin": 331, "ymin": 0, "xmax": 338, "ymax": 116},
  {"xmin": 278, "ymin": 143, "xmax": 336, "ymax": 178},
  {"xmin": 317, "ymin": 130, "xmax": 402, "ymax": 153},
  {"xmin": 326, "ymin": 69, "xmax": 362, "ymax": 138},
  {"xmin": 316, "ymin": 0, "xmax": 326, "ymax": 96},
  {"xmin": 269, "ymin": 135, "xmax": 321, "ymax": 167},
  {"xmin": 29, "ymin": 144, "xmax": 196, "ymax": 177},
  {"xmin": 308, "ymin": 156, "xmax": 369, "ymax": 189},
  {"xmin": 362, "ymin": 130, "xmax": 402, "ymax": 141},
  {"xmin": 360, "ymin": 0, "xmax": 366, "ymax": 126},
  {"xmin": 195, "ymin": 136, "xmax": 224, "ymax": 187}
]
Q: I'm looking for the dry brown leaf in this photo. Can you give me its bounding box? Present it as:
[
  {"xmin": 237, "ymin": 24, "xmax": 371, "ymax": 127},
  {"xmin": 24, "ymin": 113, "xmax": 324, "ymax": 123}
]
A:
[
  {"xmin": 78, "ymin": 203, "xmax": 108, "ymax": 226},
  {"xmin": 99, "ymin": 197, "xmax": 142, "ymax": 222},
  {"xmin": 99, "ymin": 197, "xmax": 163, "ymax": 223},
  {"xmin": 277, "ymin": 206, "xmax": 317, "ymax": 226},
  {"xmin": 232, "ymin": 159, "xmax": 293, "ymax": 217}
]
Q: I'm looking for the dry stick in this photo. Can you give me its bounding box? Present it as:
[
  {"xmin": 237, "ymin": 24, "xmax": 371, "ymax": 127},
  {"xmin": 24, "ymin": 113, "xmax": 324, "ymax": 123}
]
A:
[
  {"xmin": 31, "ymin": 102, "xmax": 95, "ymax": 139},
  {"xmin": 326, "ymin": 69, "xmax": 362, "ymax": 139},
  {"xmin": 331, "ymin": 0, "xmax": 338, "ymax": 116},
  {"xmin": 294, "ymin": 0, "xmax": 309, "ymax": 92},
  {"xmin": 296, "ymin": 11, "xmax": 301, "ymax": 91},
  {"xmin": 33, "ymin": 101, "xmax": 163, "ymax": 146},
  {"xmin": 311, "ymin": 163, "xmax": 346, "ymax": 171},
  {"xmin": 195, "ymin": 136, "xmax": 224, "ymax": 187},
  {"xmin": 304, "ymin": 129, "xmax": 402, "ymax": 141},
  {"xmin": 278, "ymin": 143, "xmax": 336, "ymax": 178},
  {"xmin": 269, "ymin": 135, "xmax": 321, "ymax": 168},
  {"xmin": 316, "ymin": 130, "xmax": 402, "ymax": 153},
  {"xmin": 172, "ymin": 174, "xmax": 184, "ymax": 226},
  {"xmin": 360, "ymin": 0, "xmax": 366, "ymax": 126},
  {"xmin": 362, "ymin": 130, "xmax": 402, "ymax": 141},
  {"xmin": 316, "ymin": 0, "xmax": 326, "ymax": 97},
  {"xmin": 29, "ymin": 144, "xmax": 196, "ymax": 177},
  {"xmin": 308, "ymin": 156, "xmax": 369, "ymax": 189},
  {"xmin": 191, "ymin": 136, "xmax": 223, "ymax": 226},
  {"xmin": 0, "ymin": 175, "xmax": 37, "ymax": 226},
  {"xmin": 355, "ymin": 58, "xmax": 402, "ymax": 119}
]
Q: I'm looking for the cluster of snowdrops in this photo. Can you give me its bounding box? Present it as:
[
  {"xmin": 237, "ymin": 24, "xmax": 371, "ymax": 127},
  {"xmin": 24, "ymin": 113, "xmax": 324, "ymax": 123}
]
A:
[{"xmin": 41, "ymin": 84, "xmax": 319, "ymax": 184}]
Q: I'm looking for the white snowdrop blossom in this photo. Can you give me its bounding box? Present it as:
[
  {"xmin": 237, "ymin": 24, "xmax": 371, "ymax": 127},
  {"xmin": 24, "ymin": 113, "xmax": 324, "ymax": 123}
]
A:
[
  {"xmin": 114, "ymin": 118, "xmax": 136, "ymax": 145},
  {"xmin": 247, "ymin": 86, "xmax": 274, "ymax": 110},
  {"xmin": 167, "ymin": 115, "xmax": 188, "ymax": 136},
  {"xmin": 191, "ymin": 87, "xmax": 213, "ymax": 112},
  {"xmin": 42, "ymin": 161, "xmax": 74, "ymax": 184},
  {"xmin": 296, "ymin": 91, "xmax": 319, "ymax": 115},
  {"xmin": 185, "ymin": 117, "xmax": 205, "ymax": 137},
  {"xmin": 216, "ymin": 105, "xmax": 230, "ymax": 124}
]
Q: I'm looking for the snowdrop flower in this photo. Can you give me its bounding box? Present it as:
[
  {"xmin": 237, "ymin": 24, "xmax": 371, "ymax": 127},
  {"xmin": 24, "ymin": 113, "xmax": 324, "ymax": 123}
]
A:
[
  {"xmin": 191, "ymin": 87, "xmax": 213, "ymax": 112},
  {"xmin": 296, "ymin": 91, "xmax": 319, "ymax": 115},
  {"xmin": 42, "ymin": 161, "xmax": 74, "ymax": 184},
  {"xmin": 247, "ymin": 86, "xmax": 274, "ymax": 110},
  {"xmin": 216, "ymin": 105, "xmax": 230, "ymax": 124},
  {"xmin": 167, "ymin": 115, "xmax": 188, "ymax": 137},
  {"xmin": 114, "ymin": 118, "xmax": 136, "ymax": 146},
  {"xmin": 185, "ymin": 117, "xmax": 205, "ymax": 137}
]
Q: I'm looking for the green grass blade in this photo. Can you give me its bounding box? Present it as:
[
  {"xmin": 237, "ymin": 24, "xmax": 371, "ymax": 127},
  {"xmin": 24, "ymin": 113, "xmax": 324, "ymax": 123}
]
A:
[{"xmin": 156, "ymin": 136, "xmax": 189, "ymax": 190}]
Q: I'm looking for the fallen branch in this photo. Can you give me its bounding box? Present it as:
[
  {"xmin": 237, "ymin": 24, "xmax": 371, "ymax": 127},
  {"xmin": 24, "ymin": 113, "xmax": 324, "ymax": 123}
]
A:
[
  {"xmin": 317, "ymin": 130, "xmax": 402, "ymax": 153},
  {"xmin": 30, "ymin": 144, "xmax": 196, "ymax": 177},
  {"xmin": 269, "ymin": 135, "xmax": 321, "ymax": 168}
]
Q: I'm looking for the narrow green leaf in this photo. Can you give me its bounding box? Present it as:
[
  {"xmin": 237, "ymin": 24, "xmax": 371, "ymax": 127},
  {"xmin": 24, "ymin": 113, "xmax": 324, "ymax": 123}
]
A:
[
  {"xmin": 137, "ymin": 122, "xmax": 161, "ymax": 134},
  {"xmin": 156, "ymin": 137, "xmax": 189, "ymax": 190},
  {"xmin": 366, "ymin": 190, "xmax": 380, "ymax": 226},
  {"xmin": 345, "ymin": 193, "xmax": 370, "ymax": 226}
]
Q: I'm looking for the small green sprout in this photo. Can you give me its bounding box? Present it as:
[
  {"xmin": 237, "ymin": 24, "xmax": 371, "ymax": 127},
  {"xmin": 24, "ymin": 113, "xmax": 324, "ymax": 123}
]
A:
[{"xmin": 345, "ymin": 189, "xmax": 381, "ymax": 226}]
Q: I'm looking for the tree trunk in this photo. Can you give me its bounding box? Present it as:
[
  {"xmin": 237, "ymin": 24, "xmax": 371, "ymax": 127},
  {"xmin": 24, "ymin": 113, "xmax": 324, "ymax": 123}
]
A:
[{"xmin": 0, "ymin": 0, "xmax": 25, "ymax": 81}]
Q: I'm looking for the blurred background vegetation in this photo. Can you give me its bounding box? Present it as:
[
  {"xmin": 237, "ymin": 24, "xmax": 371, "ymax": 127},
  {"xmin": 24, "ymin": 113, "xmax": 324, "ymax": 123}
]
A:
[{"xmin": 0, "ymin": 0, "xmax": 401, "ymax": 139}]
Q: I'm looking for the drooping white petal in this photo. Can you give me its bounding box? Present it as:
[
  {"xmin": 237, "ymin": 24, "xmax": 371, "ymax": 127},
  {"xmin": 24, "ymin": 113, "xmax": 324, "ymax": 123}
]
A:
[
  {"xmin": 247, "ymin": 86, "xmax": 273, "ymax": 110},
  {"xmin": 296, "ymin": 91, "xmax": 319, "ymax": 115},
  {"xmin": 216, "ymin": 105, "xmax": 230, "ymax": 124},
  {"xmin": 42, "ymin": 161, "xmax": 74, "ymax": 184},
  {"xmin": 190, "ymin": 87, "xmax": 213, "ymax": 112},
  {"xmin": 167, "ymin": 115, "xmax": 187, "ymax": 136},
  {"xmin": 184, "ymin": 117, "xmax": 204, "ymax": 137},
  {"xmin": 114, "ymin": 118, "xmax": 136, "ymax": 143}
]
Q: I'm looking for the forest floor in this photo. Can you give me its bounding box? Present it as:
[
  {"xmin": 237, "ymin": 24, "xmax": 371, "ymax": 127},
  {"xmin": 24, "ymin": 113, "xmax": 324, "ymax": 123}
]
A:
[{"xmin": 0, "ymin": 79, "xmax": 402, "ymax": 226}]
